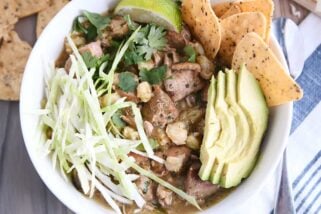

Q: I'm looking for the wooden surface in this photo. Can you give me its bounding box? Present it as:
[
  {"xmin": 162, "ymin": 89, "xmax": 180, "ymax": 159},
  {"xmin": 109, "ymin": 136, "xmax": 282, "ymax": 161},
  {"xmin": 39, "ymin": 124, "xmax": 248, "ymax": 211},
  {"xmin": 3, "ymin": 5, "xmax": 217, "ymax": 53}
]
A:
[{"xmin": 0, "ymin": 1, "xmax": 309, "ymax": 214}]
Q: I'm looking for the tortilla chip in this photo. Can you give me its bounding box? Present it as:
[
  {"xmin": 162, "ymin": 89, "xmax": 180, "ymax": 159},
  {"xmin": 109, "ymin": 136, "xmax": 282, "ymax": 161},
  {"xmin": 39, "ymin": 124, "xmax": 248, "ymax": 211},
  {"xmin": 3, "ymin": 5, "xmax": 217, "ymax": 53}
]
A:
[
  {"xmin": 15, "ymin": 0, "xmax": 50, "ymax": 18},
  {"xmin": 0, "ymin": 0, "xmax": 18, "ymax": 40},
  {"xmin": 219, "ymin": 12, "xmax": 266, "ymax": 66},
  {"xmin": 232, "ymin": 33, "xmax": 303, "ymax": 106},
  {"xmin": 182, "ymin": 0, "xmax": 221, "ymax": 60},
  {"xmin": 221, "ymin": 4, "xmax": 241, "ymax": 19},
  {"xmin": 37, "ymin": 0, "xmax": 69, "ymax": 38},
  {"xmin": 0, "ymin": 32, "xmax": 32, "ymax": 101},
  {"xmin": 213, "ymin": 0, "xmax": 274, "ymax": 41},
  {"xmin": 212, "ymin": 2, "xmax": 234, "ymax": 17}
]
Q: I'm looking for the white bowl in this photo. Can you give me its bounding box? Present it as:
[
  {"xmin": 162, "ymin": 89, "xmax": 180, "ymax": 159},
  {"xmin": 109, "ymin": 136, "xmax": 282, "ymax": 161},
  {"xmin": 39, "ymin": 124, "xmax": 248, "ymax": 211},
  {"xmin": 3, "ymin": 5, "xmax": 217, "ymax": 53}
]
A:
[{"xmin": 19, "ymin": 0, "xmax": 292, "ymax": 213}]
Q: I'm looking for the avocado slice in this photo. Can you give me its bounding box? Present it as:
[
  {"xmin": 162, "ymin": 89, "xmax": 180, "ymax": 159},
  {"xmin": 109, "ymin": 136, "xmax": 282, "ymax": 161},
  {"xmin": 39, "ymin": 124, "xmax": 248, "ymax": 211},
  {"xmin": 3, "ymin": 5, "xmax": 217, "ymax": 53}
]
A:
[
  {"xmin": 209, "ymin": 71, "xmax": 237, "ymax": 184},
  {"xmin": 209, "ymin": 70, "xmax": 251, "ymax": 187},
  {"xmin": 220, "ymin": 65, "xmax": 269, "ymax": 188},
  {"xmin": 199, "ymin": 77, "xmax": 221, "ymax": 181},
  {"xmin": 223, "ymin": 70, "xmax": 250, "ymax": 161}
]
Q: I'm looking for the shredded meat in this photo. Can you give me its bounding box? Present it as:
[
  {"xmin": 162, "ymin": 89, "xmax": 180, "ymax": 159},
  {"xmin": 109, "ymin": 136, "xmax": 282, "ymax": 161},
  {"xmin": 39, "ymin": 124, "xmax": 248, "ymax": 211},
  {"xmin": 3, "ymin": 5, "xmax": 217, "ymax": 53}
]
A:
[
  {"xmin": 201, "ymin": 84, "xmax": 209, "ymax": 102},
  {"xmin": 156, "ymin": 185, "xmax": 173, "ymax": 208},
  {"xmin": 166, "ymin": 122, "xmax": 188, "ymax": 145},
  {"xmin": 143, "ymin": 121, "xmax": 154, "ymax": 137},
  {"xmin": 178, "ymin": 107, "xmax": 205, "ymax": 127},
  {"xmin": 135, "ymin": 175, "xmax": 157, "ymax": 202},
  {"xmin": 142, "ymin": 86, "xmax": 179, "ymax": 128},
  {"xmin": 100, "ymin": 30, "xmax": 112, "ymax": 48},
  {"xmin": 65, "ymin": 41, "xmax": 103, "ymax": 72},
  {"xmin": 151, "ymin": 128, "xmax": 171, "ymax": 146},
  {"xmin": 181, "ymin": 26, "xmax": 192, "ymax": 43},
  {"xmin": 100, "ymin": 16, "xmax": 129, "ymax": 48},
  {"xmin": 164, "ymin": 62, "xmax": 205, "ymax": 101},
  {"xmin": 116, "ymin": 89, "xmax": 140, "ymax": 103},
  {"xmin": 166, "ymin": 31, "xmax": 186, "ymax": 50},
  {"xmin": 109, "ymin": 16, "xmax": 129, "ymax": 38},
  {"xmin": 171, "ymin": 62, "xmax": 200, "ymax": 71},
  {"xmin": 120, "ymin": 107, "xmax": 137, "ymax": 129},
  {"xmin": 64, "ymin": 58, "xmax": 72, "ymax": 72},
  {"xmin": 197, "ymin": 55, "xmax": 215, "ymax": 80},
  {"xmin": 165, "ymin": 146, "xmax": 191, "ymax": 173},
  {"xmin": 185, "ymin": 163, "xmax": 220, "ymax": 200},
  {"xmin": 153, "ymin": 52, "xmax": 164, "ymax": 67},
  {"xmin": 164, "ymin": 53, "xmax": 173, "ymax": 68},
  {"xmin": 166, "ymin": 26, "xmax": 191, "ymax": 49},
  {"xmin": 79, "ymin": 41, "xmax": 103, "ymax": 57},
  {"xmin": 151, "ymin": 151, "xmax": 168, "ymax": 177},
  {"xmin": 185, "ymin": 94, "xmax": 197, "ymax": 107},
  {"xmin": 128, "ymin": 153, "xmax": 151, "ymax": 170}
]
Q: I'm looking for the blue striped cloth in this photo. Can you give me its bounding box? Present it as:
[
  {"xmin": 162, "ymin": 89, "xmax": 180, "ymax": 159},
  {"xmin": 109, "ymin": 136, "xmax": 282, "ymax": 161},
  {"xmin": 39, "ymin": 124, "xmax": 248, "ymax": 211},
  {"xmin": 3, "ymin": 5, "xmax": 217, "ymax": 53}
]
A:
[
  {"xmin": 238, "ymin": 14, "xmax": 321, "ymax": 214},
  {"xmin": 289, "ymin": 43, "xmax": 321, "ymax": 214}
]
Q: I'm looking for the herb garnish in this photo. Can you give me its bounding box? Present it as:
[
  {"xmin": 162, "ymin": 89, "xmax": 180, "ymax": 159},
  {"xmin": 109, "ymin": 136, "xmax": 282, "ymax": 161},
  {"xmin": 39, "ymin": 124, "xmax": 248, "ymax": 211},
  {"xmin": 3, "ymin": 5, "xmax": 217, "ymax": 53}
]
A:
[
  {"xmin": 81, "ymin": 52, "xmax": 110, "ymax": 69},
  {"xmin": 72, "ymin": 11, "xmax": 111, "ymax": 41},
  {"xmin": 118, "ymin": 72, "xmax": 138, "ymax": 92},
  {"xmin": 184, "ymin": 45, "xmax": 196, "ymax": 62},
  {"xmin": 139, "ymin": 65, "xmax": 167, "ymax": 85},
  {"xmin": 83, "ymin": 11, "xmax": 111, "ymax": 34},
  {"xmin": 135, "ymin": 24, "xmax": 167, "ymax": 60}
]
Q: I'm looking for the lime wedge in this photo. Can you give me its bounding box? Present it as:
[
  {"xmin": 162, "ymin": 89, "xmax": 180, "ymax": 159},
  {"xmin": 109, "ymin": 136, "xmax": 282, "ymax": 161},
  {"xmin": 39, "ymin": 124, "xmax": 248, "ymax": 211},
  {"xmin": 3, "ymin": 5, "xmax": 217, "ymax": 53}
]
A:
[{"xmin": 115, "ymin": 0, "xmax": 182, "ymax": 32}]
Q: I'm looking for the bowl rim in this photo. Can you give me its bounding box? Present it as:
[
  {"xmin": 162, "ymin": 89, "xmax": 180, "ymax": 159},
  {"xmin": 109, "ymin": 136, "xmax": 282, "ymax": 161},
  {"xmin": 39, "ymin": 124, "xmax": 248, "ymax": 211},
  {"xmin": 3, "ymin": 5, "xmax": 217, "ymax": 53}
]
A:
[{"xmin": 19, "ymin": 0, "xmax": 293, "ymax": 213}]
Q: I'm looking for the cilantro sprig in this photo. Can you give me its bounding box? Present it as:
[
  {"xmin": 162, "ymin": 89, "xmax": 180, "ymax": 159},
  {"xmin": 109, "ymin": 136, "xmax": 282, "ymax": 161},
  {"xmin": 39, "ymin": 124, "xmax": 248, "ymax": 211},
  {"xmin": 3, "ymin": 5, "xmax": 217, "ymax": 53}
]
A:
[
  {"xmin": 72, "ymin": 11, "xmax": 111, "ymax": 41},
  {"xmin": 83, "ymin": 11, "xmax": 111, "ymax": 32},
  {"xmin": 118, "ymin": 72, "xmax": 138, "ymax": 92},
  {"xmin": 139, "ymin": 65, "xmax": 167, "ymax": 85},
  {"xmin": 124, "ymin": 23, "xmax": 167, "ymax": 64},
  {"xmin": 81, "ymin": 52, "xmax": 110, "ymax": 69},
  {"xmin": 184, "ymin": 45, "xmax": 196, "ymax": 63},
  {"xmin": 135, "ymin": 25, "xmax": 167, "ymax": 60}
]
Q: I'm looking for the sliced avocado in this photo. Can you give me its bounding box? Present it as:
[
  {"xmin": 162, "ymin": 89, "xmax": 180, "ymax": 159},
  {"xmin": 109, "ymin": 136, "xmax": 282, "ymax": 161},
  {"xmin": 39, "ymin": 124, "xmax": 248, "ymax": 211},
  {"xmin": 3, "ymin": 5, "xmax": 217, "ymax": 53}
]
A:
[
  {"xmin": 209, "ymin": 71, "xmax": 237, "ymax": 184},
  {"xmin": 210, "ymin": 69, "xmax": 251, "ymax": 187},
  {"xmin": 220, "ymin": 65, "xmax": 269, "ymax": 188},
  {"xmin": 223, "ymin": 70, "xmax": 250, "ymax": 160},
  {"xmin": 199, "ymin": 77, "xmax": 221, "ymax": 181}
]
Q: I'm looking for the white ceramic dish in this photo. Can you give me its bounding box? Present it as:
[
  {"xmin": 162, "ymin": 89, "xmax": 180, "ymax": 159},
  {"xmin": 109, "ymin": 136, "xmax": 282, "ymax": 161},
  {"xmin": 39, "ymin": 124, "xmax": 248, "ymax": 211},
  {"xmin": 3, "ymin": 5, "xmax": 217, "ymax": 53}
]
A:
[{"xmin": 19, "ymin": 0, "xmax": 292, "ymax": 213}]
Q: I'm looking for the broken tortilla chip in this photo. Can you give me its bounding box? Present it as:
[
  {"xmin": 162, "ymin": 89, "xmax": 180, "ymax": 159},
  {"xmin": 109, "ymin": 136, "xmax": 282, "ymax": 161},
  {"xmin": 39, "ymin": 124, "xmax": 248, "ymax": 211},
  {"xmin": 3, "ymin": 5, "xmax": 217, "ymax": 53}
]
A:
[
  {"xmin": 232, "ymin": 32, "xmax": 303, "ymax": 106},
  {"xmin": 182, "ymin": 0, "xmax": 221, "ymax": 60},
  {"xmin": 0, "ymin": 32, "xmax": 32, "ymax": 101},
  {"xmin": 37, "ymin": 0, "xmax": 69, "ymax": 38},
  {"xmin": 221, "ymin": 4, "xmax": 242, "ymax": 19},
  {"xmin": 219, "ymin": 12, "xmax": 266, "ymax": 66},
  {"xmin": 16, "ymin": 0, "xmax": 50, "ymax": 18},
  {"xmin": 0, "ymin": 0, "xmax": 18, "ymax": 40},
  {"xmin": 213, "ymin": 0, "xmax": 274, "ymax": 42}
]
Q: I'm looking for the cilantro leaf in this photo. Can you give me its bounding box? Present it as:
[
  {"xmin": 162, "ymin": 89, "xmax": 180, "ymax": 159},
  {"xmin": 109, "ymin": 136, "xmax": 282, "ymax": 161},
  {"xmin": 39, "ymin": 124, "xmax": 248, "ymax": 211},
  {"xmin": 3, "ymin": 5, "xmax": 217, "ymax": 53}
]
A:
[
  {"xmin": 148, "ymin": 25, "xmax": 167, "ymax": 50},
  {"xmin": 81, "ymin": 52, "xmax": 110, "ymax": 68},
  {"xmin": 184, "ymin": 45, "xmax": 196, "ymax": 63},
  {"xmin": 72, "ymin": 16, "xmax": 87, "ymax": 33},
  {"xmin": 124, "ymin": 48, "xmax": 144, "ymax": 66},
  {"xmin": 86, "ymin": 24, "xmax": 98, "ymax": 41},
  {"xmin": 72, "ymin": 14, "xmax": 100, "ymax": 41},
  {"xmin": 133, "ymin": 24, "xmax": 167, "ymax": 61},
  {"xmin": 83, "ymin": 11, "xmax": 111, "ymax": 33},
  {"xmin": 118, "ymin": 72, "xmax": 138, "ymax": 92},
  {"xmin": 137, "ymin": 41, "xmax": 154, "ymax": 60},
  {"xmin": 139, "ymin": 65, "xmax": 167, "ymax": 85}
]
